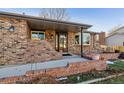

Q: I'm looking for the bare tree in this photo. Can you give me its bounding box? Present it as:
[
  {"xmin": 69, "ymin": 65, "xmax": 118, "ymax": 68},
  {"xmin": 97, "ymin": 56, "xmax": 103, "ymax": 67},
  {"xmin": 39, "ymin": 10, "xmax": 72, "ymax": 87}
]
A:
[{"xmin": 39, "ymin": 8, "xmax": 69, "ymax": 21}]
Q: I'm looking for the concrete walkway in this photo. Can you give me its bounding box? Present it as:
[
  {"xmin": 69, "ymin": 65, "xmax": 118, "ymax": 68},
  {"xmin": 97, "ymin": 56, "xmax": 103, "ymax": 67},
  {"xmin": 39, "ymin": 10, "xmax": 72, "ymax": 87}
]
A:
[{"xmin": 0, "ymin": 55, "xmax": 89, "ymax": 79}]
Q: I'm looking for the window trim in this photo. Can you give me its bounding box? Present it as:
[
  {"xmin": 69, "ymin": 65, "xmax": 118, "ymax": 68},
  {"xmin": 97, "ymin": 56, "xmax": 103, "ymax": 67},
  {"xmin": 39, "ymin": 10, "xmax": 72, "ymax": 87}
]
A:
[{"xmin": 31, "ymin": 31, "xmax": 45, "ymax": 40}]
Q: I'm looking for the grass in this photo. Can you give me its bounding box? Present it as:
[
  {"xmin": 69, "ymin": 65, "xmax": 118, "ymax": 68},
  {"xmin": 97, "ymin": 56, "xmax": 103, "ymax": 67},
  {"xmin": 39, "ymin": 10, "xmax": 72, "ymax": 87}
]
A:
[
  {"xmin": 109, "ymin": 60, "xmax": 124, "ymax": 71},
  {"xmin": 95, "ymin": 75, "xmax": 124, "ymax": 84},
  {"xmin": 60, "ymin": 60, "xmax": 124, "ymax": 84},
  {"xmin": 61, "ymin": 71, "xmax": 110, "ymax": 84},
  {"xmin": 95, "ymin": 60, "xmax": 124, "ymax": 84}
]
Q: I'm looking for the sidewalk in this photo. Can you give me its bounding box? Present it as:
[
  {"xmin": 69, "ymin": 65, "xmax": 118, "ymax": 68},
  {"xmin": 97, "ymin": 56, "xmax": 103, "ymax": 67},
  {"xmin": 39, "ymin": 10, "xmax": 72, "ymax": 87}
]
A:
[{"xmin": 0, "ymin": 55, "xmax": 89, "ymax": 78}]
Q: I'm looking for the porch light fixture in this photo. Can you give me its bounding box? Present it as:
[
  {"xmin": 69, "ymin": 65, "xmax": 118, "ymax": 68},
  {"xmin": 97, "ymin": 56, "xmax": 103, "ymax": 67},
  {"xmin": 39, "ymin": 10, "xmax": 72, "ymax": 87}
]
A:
[{"xmin": 50, "ymin": 34, "xmax": 54, "ymax": 39}]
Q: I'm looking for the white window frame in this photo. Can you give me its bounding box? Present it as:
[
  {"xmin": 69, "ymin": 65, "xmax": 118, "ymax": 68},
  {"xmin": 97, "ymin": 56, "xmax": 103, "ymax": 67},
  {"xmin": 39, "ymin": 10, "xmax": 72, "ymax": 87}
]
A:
[
  {"xmin": 82, "ymin": 33, "xmax": 91, "ymax": 46},
  {"xmin": 31, "ymin": 31, "xmax": 45, "ymax": 40}
]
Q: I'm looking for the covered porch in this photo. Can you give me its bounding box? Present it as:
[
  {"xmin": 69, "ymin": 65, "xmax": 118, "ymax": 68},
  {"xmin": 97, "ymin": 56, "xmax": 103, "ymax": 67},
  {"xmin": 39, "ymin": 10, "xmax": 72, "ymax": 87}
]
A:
[
  {"xmin": 0, "ymin": 12, "xmax": 106, "ymax": 65},
  {"xmin": 0, "ymin": 11, "xmax": 92, "ymax": 55},
  {"xmin": 26, "ymin": 16, "xmax": 92, "ymax": 55}
]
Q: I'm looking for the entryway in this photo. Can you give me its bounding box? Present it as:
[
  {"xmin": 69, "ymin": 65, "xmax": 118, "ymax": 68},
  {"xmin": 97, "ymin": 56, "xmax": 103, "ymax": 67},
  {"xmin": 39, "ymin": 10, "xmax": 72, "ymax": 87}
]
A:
[{"xmin": 55, "ymin": 32, "xmax": 68, "ymax": 52}]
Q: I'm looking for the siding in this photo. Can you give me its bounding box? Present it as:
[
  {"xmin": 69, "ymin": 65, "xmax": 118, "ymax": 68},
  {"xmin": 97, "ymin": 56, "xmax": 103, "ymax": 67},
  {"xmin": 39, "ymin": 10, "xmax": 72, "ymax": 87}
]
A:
[{"xmin": 106, "ymin": 34, "xmax": 124, "ymax": 46}]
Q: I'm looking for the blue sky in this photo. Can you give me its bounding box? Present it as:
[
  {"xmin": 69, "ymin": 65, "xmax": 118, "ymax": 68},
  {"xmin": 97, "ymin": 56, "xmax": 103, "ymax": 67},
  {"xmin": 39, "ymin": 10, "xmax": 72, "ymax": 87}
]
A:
[{"xmin": 0, "ymin": 8, "xmax": 124, "ymax": 32}]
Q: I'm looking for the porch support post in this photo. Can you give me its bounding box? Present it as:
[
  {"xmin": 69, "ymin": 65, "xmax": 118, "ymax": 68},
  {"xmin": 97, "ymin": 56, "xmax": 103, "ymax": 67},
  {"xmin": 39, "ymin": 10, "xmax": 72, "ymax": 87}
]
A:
[{"xmin": 81, "ymin": 27, "xmax": 83, "ymax": 57}]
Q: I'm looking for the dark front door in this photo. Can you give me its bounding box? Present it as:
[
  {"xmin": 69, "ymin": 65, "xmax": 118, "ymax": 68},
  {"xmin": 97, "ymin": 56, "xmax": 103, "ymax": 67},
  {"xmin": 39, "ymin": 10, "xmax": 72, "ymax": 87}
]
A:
[{"xmin": 56, "ymin": 32, "xmax": 68, "ymax": 52}]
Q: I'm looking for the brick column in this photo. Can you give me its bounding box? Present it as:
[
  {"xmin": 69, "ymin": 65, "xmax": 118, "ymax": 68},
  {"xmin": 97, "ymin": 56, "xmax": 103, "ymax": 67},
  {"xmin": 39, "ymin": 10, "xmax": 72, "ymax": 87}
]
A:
[{"xmin": 99, "ymin": 32, "xmax": 105, "ymax": 45}]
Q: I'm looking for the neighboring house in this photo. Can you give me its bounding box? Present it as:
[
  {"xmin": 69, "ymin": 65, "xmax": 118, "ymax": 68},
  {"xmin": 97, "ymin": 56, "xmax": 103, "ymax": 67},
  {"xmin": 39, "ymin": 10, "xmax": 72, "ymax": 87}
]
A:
[
  {"xmin": 0, "ymin": 11, "xmax": 105, "ymax": 64},
  {"xmin": 106, "ymin": 26, "xmax": 124, "ymax": 46}
]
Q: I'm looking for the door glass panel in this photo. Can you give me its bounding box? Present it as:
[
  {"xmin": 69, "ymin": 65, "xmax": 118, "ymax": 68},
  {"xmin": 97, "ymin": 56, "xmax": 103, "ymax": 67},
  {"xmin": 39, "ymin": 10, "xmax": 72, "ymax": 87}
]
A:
[
  {"xmin": 55, "ymin": 32, "xmax": 67, "ymax": 52},
  {"xmin": 59, "ymin": 33, "xmax": 67, "ymax": 51}
]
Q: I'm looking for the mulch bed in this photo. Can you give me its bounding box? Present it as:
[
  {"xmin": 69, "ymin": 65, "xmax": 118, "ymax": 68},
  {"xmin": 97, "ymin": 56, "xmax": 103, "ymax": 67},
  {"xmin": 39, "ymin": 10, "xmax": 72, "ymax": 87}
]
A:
[{"xmin": 16, "ymin": 74, "xmax": 59, "ymax": 84}]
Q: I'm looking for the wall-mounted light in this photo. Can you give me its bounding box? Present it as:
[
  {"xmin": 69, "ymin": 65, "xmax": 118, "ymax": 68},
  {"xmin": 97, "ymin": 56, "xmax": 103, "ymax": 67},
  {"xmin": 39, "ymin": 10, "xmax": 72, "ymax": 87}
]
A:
[{"xmin": 50, "ymin": 34, "xmax": 54, "ymax": 39}]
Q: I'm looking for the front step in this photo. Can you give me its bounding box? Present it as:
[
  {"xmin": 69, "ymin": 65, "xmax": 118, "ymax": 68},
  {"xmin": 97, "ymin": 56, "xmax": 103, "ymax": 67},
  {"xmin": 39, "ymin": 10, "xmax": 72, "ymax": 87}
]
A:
[{"xmin": 62, "ymin": 53, "xmax": 72, "ymax": 56}]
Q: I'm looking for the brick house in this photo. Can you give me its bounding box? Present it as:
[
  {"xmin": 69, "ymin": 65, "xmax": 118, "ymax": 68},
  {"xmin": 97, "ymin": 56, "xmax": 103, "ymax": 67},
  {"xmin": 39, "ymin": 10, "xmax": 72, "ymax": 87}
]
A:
[{"xmin": 0, "ymin": 12, "xmax": 105, "ymax": 64}]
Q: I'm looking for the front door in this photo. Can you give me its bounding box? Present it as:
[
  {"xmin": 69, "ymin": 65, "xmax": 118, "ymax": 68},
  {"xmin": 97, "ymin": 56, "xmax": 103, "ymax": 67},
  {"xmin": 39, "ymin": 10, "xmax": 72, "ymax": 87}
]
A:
[{"xmin": 56, "ymin": 32, "xmax": 68, "ymax": 52}]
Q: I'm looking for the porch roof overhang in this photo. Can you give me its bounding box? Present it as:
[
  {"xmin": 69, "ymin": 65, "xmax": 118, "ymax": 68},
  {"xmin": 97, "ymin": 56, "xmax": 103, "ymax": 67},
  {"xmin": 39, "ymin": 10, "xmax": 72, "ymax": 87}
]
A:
[
  {"xmin": 0, "ymin": 11, "xmax": 92, "ymax": 32},
  {"xmin": 84, "ymin": 31, "xmax": 100, "ymax": 34}
]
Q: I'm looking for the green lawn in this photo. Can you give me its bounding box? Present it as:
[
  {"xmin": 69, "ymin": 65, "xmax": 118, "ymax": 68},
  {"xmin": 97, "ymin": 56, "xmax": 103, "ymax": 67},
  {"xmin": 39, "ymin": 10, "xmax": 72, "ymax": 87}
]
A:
[
  {"xmin": 95, "ymin": 75, "xmax": 124, "ymax": 84},
  {"xmin": 60, "ymin": 60, "xmax": 124, "ymax": 84},
  {"xmin": 66, "ymin": 71, "xmax": 109, "ymax": 83},
  {"xmin": 95, "ymin": 60, "xmax": 124, "ymax": 84},
  {"xmin": 109, "ymin": 60, "xmax": 124, "ymax": 71}
]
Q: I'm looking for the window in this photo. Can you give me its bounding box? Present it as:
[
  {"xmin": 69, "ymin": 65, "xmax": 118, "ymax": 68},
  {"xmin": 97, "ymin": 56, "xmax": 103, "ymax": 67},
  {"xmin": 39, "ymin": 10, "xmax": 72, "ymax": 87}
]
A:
[
  {"xmin": 31, "ymin": 31, "xmax": 45, "ymax": 40},
  {"xmin": 83, "ymin": 33, "xmax": 90, "ymax": 45},
  {"xmin": 75, "ymin": 35, "xmax": 79, "ymax": 44},
  {"xmin": 95, "ymin": 34, "xmax": 99, "ymax": 42}
]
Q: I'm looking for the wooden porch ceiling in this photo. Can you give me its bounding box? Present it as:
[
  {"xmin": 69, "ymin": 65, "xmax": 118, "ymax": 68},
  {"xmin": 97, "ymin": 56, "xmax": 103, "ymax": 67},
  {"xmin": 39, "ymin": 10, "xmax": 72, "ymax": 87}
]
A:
[{"xmin": 27, "ymin": 19, "xmax": 81, "ymax": 32}]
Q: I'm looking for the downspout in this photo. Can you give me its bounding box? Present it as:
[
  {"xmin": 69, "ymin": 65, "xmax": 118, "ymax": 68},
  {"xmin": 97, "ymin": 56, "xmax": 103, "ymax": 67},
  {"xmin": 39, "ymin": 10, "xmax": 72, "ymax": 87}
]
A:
[{"xmin": 81, "ymin": 27, "xmax": 83, "ymax": 57}]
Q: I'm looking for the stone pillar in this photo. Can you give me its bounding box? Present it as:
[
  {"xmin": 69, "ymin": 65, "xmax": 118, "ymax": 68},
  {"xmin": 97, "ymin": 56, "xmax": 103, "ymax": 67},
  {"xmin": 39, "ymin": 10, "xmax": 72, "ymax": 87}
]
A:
[
  {"xmin": 68, "ymin": 31, "xmax": 76, "ymax": 53},
  {"xmin": 90, "ymin": 33, "xmax": 95, "ymax": 50}
]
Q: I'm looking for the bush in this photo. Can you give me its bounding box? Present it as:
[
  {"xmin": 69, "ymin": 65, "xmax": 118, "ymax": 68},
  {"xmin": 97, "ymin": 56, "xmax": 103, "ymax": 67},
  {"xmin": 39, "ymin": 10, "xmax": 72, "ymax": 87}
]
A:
[
  {"xmin": 68, "ymin": 76, "xmax": 78, "ymax": 83},
  {"xmin": 115, "ymin": 50, "xmax": 120, "ymax": 53},
  {"xmin": 118, "ymin": 52, "xmax": 124, "ymax": 59}
]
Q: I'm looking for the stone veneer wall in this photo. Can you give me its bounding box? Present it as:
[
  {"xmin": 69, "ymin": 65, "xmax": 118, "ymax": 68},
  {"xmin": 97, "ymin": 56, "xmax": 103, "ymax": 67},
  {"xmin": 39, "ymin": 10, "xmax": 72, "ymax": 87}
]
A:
[
  {"xmin": 68, "ymin": 32, "xmax": 106, "ymax": 55},
  {"xmin": 72, "ymin": 45, "xmax": 92, "ymax": 55},
  {"xmin": 0, "ymin": 17, "xmax": 28, "ymax": 64},
  {"xmin": 24, "ymin": 40, "xmax": 62, "ymax": 63},
  {"xmin": 0, "ymin": 17, "xmax": 62, "ymax": 65},
  {"xmin": 45, "ymin": 30, "xmax": 56, "ymax": 49},
  {"xmin": 68, "ymin": 31, "xmax": 76, "ymax": 53},
  {"xmin": 84, "ymin": 53, "xmax": 120, "ymax": 60},
  {"xmin": 99, "ymin": 32, "xmax": 105, "ymax": 45},
  {"xmin": 0, "ymin": 60, "xmax": 107, "ymax": 84},
  {"xmin": 68, "ymin": 31, "xmax": 93, "ymax": 54}
]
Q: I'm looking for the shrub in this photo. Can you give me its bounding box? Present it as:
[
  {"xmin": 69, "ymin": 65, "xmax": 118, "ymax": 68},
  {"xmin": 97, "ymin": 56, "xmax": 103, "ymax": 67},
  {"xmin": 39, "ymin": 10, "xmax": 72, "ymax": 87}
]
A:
[{"xmin": 118, "ymin": 52, "xmax": 124, "ymax": 59}]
